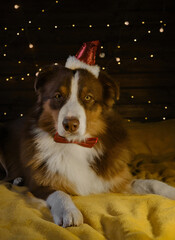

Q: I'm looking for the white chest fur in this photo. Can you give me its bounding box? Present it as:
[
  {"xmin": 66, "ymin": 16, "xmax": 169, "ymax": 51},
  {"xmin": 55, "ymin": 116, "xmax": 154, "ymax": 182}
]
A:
[{"xmin": 33, "ymin": 128, "xmax": 110, "ymax": 195}]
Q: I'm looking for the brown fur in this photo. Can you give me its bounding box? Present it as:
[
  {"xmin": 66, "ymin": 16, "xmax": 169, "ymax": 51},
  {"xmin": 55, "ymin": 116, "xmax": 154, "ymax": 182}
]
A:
[{"xmin": 0, "ymin": 64, "xmax": 133, "ymax": 200}]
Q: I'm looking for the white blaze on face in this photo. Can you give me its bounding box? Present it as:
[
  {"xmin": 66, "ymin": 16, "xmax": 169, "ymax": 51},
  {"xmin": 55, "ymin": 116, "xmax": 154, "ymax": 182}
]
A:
[{"xmin": 58, "ymin": 71, "xmax": 86, "ymax": 139}]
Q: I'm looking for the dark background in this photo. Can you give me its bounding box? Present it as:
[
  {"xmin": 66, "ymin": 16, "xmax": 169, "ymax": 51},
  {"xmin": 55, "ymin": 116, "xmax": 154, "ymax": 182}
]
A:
[{"xmin": 0, "ymin": 0, "xmax": 175, "ymax": 122}]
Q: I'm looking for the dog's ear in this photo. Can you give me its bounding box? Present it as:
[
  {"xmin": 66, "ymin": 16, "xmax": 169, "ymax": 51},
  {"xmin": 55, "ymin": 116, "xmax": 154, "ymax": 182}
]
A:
[
  {"xmin": 34, "ymin": 64, "xmax": 61, "ymax": 92},
  {"xmin": 99, "ymin": 71, "xmax": 120, "ymax": 107}
]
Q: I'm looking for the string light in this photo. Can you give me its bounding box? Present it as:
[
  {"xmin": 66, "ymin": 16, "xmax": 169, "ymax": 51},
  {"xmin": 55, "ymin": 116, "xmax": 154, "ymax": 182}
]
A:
[
  {"xmin": 99, "ymin": 52, "xmax": 105, "ymax": 58},
  {"xmin": 4, "ymin": 112, "xmax": 7, "ymax": 116},
  {"xmin": 21, "ymin": 28, "xmax": 24, "ymax": 31},
  {"xmin": 89, "ymin": 24, "xmax": 92, "ymax": 28},
  {"xmin": 116, "ymin": 57, "xmax": 120, "ymax": 62},
  {"xmin": 134, "ymin": 39, "xmax": 137, "ymax": 42},
  {"xmin": 165, "ymin": 106, "xmax": 168, "ymax": 109},
  {"xmin": 150, "ymin": 54, "xmax": 154, "ymax": 58},
  {"xmin": 29, "ymin": 20, "xmax": 32, "ymax": 24},
  {"xmin": 14, "ymin": 4, "xmax": 20, "ymax": 9},
  {"xmin": 5, "ymin": 44, "xmax": 7, "ymax": 47},
  {"xmin": 131, "ymin": 95, "xmax": 134, "ymax": 99},
  {"xmin": 21, "ymin": 77, "xmax": 24, "ymax": 81},
  {"xmin": 124, "ymin": 21, "xmax": 129, "ymax": 26},
  {"xmin": 29, "ymin": 43, "xmax": 34, "ymax": 48},
  {"xmin": 148, "ymin": 30, "xmax": 151, "ymax": 33},
  {"xmin": 145, "ymin": 117, "xmax": 148, "ymax": 120},
  {"xmin": 117, "ymin": 62, "xmax": 121, "ymax": 65},
  {"xmin": 164, "ymin": 23, "xmax": 166, "ymax": 26},
  {"xmin": 17, "ymin": 32, "xmax": 20, "ymax": 35},
  {"xmin": 4, "ymin": 27, "xmax": 7, "ymax": 30},
  {"xmin": 160, "ymin": 20, "xmax": 163, "ymax": 23},
  {"xmin": 55, "ymin": 25, "xmax": 58, "ymax": 29},
  {"xmin": 159, "ymin": 27, "xmax": 164, "ymax": 33},
  {"xmin": 72, "ymin": 24, "xmax": 75, "ymax": 27},
  {"xmin": 18, "ymin": 61, "xmax": 21, "ymax": 64},
  {"xmin": 42, "ymin": 9, "xmax": 45, "ymax": 12},
  {"xmin": 6, "ymin": 78, "xmax": 9, "ymax": 81},
  {"xmin": 127, "ymin": 119, "xmax": 131, "ymax": 122},
  {"xmin": 117, "ymin": 45, "xmax": 120, "ymax": 49},
  {"xmin": 134, "ymin": 57, "xmax": 137, "ymax": 60},
  {"xmin": 54, "ymin": 63, "xmax": 58, "ymax": 65},
  {"xmin": 27, "ymin": 73, "xmax": 30, "ymax": 76},
  {"xmin": 3, "ymin": 53, "xmax": 6, "ymax": 57},
  {"xmin": 20, "ymin": 113, "xmax": 23, "ymax": 117},
  {"xmin": 163, "ymin": 117, "xmax": 166, "ymax": 120},
  {"xmin": 102, "ymin": 67, "xmax": 105, "ymax": 70},
  {"xmin": 148, "ymin": 100, "xmax": 151, "ymax": 104},
  {"xmin": 38, "ymin": 27, "xmax": 41, "ymax": 30},
  {"xmin": 56, "ymin": 0, "xmax": 58, "ymax": 3},
  {"xmin": 107, "ymin": 24, "xmax": 110, "ymax": 27},
  {"xmin": 142, "ymin": 21, "xmax": 145, "ymax": 24}
]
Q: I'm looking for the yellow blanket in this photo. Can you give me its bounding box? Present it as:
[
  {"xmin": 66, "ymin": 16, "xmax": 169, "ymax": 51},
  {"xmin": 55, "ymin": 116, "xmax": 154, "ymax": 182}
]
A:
[{"xmin": 1, "ymin": 119, "xmax": 175, "ymax": 240}]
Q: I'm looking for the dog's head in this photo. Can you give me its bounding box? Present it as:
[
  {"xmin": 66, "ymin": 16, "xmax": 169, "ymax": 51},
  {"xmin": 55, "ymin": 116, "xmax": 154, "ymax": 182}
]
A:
[{"xmin": 35, "ymin": 64, "xmax": 120, "ymax": 141}]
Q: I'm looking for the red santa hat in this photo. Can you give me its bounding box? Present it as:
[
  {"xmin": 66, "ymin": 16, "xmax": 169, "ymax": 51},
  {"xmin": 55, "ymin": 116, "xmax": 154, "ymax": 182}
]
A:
[{"xmin": 65, "ymin": 40, "xmax": 100, "ymax": 78}]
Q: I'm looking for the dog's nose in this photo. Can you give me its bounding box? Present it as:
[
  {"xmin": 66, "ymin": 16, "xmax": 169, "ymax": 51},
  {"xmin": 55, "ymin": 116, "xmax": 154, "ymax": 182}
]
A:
[{"xmin": 62, "ymin": 117, "xmax": 80, "ymax": 133}]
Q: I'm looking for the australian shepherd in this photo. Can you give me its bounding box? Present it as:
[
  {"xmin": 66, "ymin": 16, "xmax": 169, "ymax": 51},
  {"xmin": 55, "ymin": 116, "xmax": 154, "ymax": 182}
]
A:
[{"xmin": 0, "ymin": 58, "xmax": 175, "ymax": 227}]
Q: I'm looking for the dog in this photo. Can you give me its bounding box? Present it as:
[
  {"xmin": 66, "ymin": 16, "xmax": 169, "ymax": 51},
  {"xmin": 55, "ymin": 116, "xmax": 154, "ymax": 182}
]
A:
[{"xmin": 1, "ymin": 60, "xmax": 175, "ymax": 228}]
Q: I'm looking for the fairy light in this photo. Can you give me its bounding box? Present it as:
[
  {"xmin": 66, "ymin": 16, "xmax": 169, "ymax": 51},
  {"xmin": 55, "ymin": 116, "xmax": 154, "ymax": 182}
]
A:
[
  {"xmin": 148, "ymin": 30, "xmax": 151, "ymax": 34},
  {"xmin": 145, "ymin": 117, "xmax": 148, "ymax": 120},
  {"xmin": 56, "ymin": 0, "xmax": 58, "ymax": 3},
  {"xmin": 142, "ymin": 21, "xmax": 145, "ymax": 24},
  {"xmin": 159, "ymin": 27, "xmax": 164, "ymax": 33},
  {"xmin": 4, "ymin": 112, "xmax": 7, "ymax": 116},
  {"xmin": 99, "ymin": 52, "xmax": 105, "ymax": 58},
  {"xmin": 38, "ymin": 27, "xmax": 41, "ymax": 30},
  {"xmin": 107, "ymin": 24, "xmax": 110, "ymax": 27},
  {"xmin": 55, "ymin": 25, "xmax": 58, "ymax": 29},
  {"xmin": 102, "ymin": 67, "xmax": 105, "ymax": 70},
  {"xmin": 165, "ymin": 106, "xmax": 168, "ymax": 109},
  {"xmin": 14, "ymin": 4, "xmax": 20, "ymax": 9},
  {"xmin": 21, "ymin": 28, "xmax": 24, "ymax": 31},
  {"xmin": 10, "ymin": 77, "xmax": 13, "ymax": 79},
  {"xmin": 5, "ymin": 44, "xmax": 7, "ymax": 47},
  {"xmin": 39, "ymin": 68, "xmax": 42, "ymax": 72},
  {"xmin": 160, "ymin": 20, "xmax": 163, "ymax": 23},
  {"xmin": 29, "ymin": 21, "xmax": 32, "ymax": 24},
  {"xmin": 89, "ymin": 24, "xmax": 92, "ymax": 28},
  {"xmin": 20, "ymin": 113, "xmax": 23, "ymax": 117},
  {"xmin": 117, "ymin": 45, "xmax": 120, "ymax": 49},
  {"xmin": 6, "ymin": 78, "xmax": 9, "ymax": 81},
  {"xmin": 101, "ymin": 46, "xmax": 103, "ymax": 49},
  {"xmin": 134, "ymin": 39, "xmax": 137, "ymax": 42},
  {"xmin": 150, "ymin": 54, "xmax": 154, "ymax": 58},
  {"xmin": 17, "ymin": 32, "xmax": 20, "ymax": 35},
  {"xmin": 27, "ymin": 73, "xmax": 30, "ymax": 76},
  {"xmin": 21, "ymin": 77, "xmax": 24, "ymax": 81},
  {"xmin": 164, "ymin": 23, "xmax": 166, "ymax": 26},
  {"xmin": 116, "ymin": 57, "xmax": 120, "ymax": 62},
  {"xmin": 42, "ymin": 9, "xmax": 45, "ymax": 13},
  {"xmin": 4, "ymin": 27, "xmax": 7, "ymax": 30},
  {"xmin": 134, "ymin": 57, "xmax": 137, "ymax": 60},
  {"xmin": 163, "ymin": 117, "xmax": 166, "ymax": 120},
  {"xmin": 18, "ymin": 61, "xmax": 21, "ymax": 64},
  {"xmin": 3, "ymin": 53, "xmax": 6, "ymax": 57},
  {"xmin": 117, "ymin": 62, "xmax": 121, "ymax": 65},
  {"xmin": 131, "ymin": 95, "xmax": 134, "ymax": 99},
  {"xmin": 148, "ymin": 100, "xmax": 151, "ymax": 104},
  {"xmin": 127, "ymin": 119, "xmax": 131, "ymax": 122},
  {"xmin": 124, "ymin": 21, "xmax": 129, "ymax": 26},
  {"xmin": 29, "ymin": 43, "xmax": 34, "ymax": 49},
  {"xmin": 54, "ymin": 63, "xmax": 58, "ymax": 65}
]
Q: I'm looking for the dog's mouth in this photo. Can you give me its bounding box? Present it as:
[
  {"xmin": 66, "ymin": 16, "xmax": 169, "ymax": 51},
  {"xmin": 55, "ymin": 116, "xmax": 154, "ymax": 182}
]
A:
[{"xmin": 54, "ymin": 132, "xmax": 98, "ymax": 148}]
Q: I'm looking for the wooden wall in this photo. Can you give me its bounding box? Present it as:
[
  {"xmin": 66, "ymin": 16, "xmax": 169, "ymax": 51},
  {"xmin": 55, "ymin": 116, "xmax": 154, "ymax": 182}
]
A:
[{"xmin": 0, "ymin": 0, "xmax": 175, "ymax": 122}]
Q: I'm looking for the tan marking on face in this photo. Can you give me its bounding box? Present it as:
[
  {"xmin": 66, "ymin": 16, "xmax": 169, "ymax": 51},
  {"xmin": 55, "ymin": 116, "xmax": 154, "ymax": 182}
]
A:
[
  {"xmin": 60, "ymin": 86, "xmax": 68, "ymax": 96},
  {"xmin": 85, "ymin": 105, "xmax": 107, "ymax": 136},
  {"xmin": 38, "ymin": 100, "xmax": 58, "ymax": 135}
]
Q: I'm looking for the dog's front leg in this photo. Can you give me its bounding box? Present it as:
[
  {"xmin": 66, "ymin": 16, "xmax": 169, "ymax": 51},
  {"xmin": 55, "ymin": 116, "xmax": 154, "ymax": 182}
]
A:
[{"xmin": 46, "ymin": 191, "xmax": 83, "ymax": 227}]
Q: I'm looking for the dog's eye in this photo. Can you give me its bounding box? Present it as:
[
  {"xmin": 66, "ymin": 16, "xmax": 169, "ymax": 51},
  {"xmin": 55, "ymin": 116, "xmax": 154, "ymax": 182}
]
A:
[
  {"xmin": 55, "ymin": 92, "xmax": 62, "ymax": 100},
  {"xmin": 84, "ymin": 95, "xmax": 92, "ymax": 101}
]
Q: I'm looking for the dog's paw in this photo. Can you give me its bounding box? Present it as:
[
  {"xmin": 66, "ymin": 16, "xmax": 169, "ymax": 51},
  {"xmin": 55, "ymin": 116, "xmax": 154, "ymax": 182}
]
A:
[
  {"xmin": 47, "ymin": 191, "xmax": 83, "ymax": 227},
  {"xmin": 53, "ymin": 206, "xmax": 83, "ymax": 227}
]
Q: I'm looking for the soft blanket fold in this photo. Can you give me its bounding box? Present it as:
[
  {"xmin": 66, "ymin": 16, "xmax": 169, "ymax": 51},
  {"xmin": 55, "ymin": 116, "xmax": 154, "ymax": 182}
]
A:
[{"xmin": 1, "ymin": 119, "xmax": 175, "ymax": 240}]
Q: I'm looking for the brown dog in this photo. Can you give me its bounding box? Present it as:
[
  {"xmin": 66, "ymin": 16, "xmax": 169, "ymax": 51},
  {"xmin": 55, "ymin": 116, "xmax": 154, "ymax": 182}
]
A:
[{"xmin": 1, "ymin": 54, "xmax": 175, "ymax": 227}]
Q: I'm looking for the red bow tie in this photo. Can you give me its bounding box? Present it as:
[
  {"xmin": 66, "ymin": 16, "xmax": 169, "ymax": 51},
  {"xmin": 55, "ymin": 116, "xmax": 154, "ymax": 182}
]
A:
[{"xmin": 54, "ymin": 133, "xmax": 98, "ymax": 148}]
